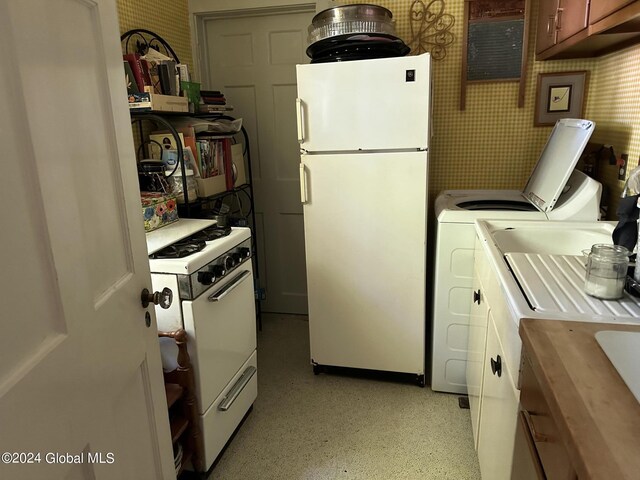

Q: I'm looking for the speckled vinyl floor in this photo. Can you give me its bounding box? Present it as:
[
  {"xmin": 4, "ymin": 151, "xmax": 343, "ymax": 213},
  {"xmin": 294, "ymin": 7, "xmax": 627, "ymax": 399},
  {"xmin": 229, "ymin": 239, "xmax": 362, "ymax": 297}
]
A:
[{"xmin": 207, "ymin": 314, "xmax": 481, "ymax": 480}]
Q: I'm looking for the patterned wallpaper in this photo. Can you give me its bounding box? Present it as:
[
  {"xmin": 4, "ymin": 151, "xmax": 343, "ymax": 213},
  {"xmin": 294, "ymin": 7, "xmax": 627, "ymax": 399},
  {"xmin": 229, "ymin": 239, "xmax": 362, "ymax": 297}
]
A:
[
  {"xmin": 116, "ymin": 0, "xmax": 193, "ymax": 72},
  {"xmin": 117, "ymin": 0, "xmax": 640, "ymax": 219}
]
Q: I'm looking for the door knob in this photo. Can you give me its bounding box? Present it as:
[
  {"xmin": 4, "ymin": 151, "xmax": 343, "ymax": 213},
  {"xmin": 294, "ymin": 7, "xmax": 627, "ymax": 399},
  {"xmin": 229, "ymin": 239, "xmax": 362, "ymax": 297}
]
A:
[{"xmin": 141, "ymin": 287, "xmax": 173, "ymax": 309}]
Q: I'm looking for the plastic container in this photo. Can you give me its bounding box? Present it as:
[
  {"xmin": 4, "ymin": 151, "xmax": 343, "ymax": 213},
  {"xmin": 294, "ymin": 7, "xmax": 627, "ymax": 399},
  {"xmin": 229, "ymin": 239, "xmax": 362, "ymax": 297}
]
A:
[{"xmin": 584, "ymin": 244, "xmax": 631, "ymax": 299}]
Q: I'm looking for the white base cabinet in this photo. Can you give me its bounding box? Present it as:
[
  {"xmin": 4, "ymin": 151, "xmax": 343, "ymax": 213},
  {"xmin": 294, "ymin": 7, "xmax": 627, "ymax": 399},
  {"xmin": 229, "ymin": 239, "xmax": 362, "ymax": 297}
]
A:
[
  {"xmin": 467, "ymin": 234, "xmax": 520, "ymax": 480},
  {"xmin": 477, "ymin": 311, "xmax": 519, "ymax": 479}
]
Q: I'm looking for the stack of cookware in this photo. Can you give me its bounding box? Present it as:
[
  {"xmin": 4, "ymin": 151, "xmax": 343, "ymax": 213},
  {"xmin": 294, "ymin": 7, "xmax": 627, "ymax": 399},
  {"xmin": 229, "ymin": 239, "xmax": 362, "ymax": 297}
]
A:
[{"xmin": 306, "ymin": 4, "xmax": 410, "ymax": 63}]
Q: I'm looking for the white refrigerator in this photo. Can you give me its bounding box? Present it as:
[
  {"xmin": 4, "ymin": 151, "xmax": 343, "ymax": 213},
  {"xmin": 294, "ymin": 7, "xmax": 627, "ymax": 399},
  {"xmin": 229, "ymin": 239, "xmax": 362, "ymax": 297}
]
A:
[{"xmin": 296, "ymin": 53, "xmax": 431, "ymax": 385}]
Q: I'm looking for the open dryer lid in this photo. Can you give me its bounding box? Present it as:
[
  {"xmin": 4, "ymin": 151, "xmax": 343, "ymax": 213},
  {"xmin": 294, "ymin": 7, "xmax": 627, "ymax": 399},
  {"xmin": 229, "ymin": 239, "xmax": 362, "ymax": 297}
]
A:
[{"xmin": 523, "ymin": 119, "xmax": 595, "ymax": 213}]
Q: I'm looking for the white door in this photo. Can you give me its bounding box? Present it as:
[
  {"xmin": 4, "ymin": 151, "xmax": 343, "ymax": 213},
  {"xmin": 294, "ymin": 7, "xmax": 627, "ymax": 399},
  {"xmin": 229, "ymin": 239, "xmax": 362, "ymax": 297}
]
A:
[
  {"xmin": 200, "ymin": 9, "xmax": 314, "ymax": 314},
  {"xmin": 0, "ymin": 1, "xmax": 174, "ymax": 479}
]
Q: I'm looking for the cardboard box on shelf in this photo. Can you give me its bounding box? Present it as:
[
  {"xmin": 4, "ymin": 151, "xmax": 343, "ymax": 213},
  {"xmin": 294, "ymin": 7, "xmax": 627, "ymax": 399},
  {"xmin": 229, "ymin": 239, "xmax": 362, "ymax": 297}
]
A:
[
  {"xmin": 127, "ymin": 88, "xmax": 189, "ymax": 113},
  {"xmin": 141, "ymin": 192, "xmax": 179, "ymax": 232},
  {"xmin": 196, "ymin": 174, "xmax": 226, "ymax": 198},
  {"xmin": 147, "ymin": 92, "xmax": 189, "ymax": 112}
]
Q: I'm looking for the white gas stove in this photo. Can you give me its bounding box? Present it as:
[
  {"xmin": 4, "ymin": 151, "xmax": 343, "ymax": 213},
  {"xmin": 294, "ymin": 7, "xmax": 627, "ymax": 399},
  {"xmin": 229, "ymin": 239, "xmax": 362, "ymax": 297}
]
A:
[{"xmin": 146, "ymin": 219, "xmax": 257, "ymax": 472}]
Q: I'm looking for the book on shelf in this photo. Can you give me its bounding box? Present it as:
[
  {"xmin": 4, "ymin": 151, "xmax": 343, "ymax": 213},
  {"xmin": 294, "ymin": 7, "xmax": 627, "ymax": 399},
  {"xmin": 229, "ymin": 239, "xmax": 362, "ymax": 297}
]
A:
[
  {"xmin": 198, "ymin": 104, "xmax": 234, "ymax": 114},
  {"xmin": 128, "ymin": 92, "xmax": 151, "ymax": 111},
  {"xmin": 144, "ymin": 59, "xmax": 163, "ymax": 94},
  {"xmin": 123, "ymin": 53, "xmax": 148, "ymax": 92},
  {"xmin": 158, "ymin": 63, "xmax": 173, "ymax": 96},
  {"xmin": 123, "ymin": 61, "xmax": 139, "ymax": 94}
]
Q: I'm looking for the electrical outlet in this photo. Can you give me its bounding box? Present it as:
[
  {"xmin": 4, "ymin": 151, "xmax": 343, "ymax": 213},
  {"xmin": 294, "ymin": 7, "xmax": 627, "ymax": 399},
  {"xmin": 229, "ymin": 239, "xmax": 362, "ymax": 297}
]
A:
[{"xmin": 618, "ymin": 153, "xmax": 629, "ymax": 180}]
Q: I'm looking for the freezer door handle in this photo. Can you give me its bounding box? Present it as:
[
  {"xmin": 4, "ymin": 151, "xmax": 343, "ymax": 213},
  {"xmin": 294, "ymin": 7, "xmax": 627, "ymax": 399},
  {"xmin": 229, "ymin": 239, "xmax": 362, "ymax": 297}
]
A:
[
  {"xmin": 296, "ymin": 98, "xmax": 305, "ymax": 144},
  {"xmin": 299, "ymin": 163, "xmax": 308, "ymax": 204}
]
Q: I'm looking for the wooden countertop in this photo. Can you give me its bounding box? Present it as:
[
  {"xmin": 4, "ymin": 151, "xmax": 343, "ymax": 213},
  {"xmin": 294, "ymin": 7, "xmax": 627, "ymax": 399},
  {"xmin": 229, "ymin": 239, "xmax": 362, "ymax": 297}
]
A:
[{"xmin": 520, "ymin": 319, "xmax": 640, "ymax": 480}]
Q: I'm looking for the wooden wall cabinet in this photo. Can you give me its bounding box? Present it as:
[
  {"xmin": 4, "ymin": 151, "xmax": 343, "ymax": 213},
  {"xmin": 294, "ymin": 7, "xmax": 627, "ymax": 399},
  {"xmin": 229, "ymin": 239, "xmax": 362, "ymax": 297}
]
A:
[
  {"xmin": 536, "ymin": 0, "xmax": 640, "ymax": 59},
  {"xmin": 590, "ymin": 0, "xmax": 636, "ymax": 23}
]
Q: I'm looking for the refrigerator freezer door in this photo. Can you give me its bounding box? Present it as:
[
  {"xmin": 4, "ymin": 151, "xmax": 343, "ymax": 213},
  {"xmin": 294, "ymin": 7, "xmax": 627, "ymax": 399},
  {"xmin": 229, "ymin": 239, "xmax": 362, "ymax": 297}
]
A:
[
  {"xmin": 296, "ymin": 53, "xmax": 431, "ymax": 152},
  {"xmin": 301, "ymin": 151, "xmax": 427, "ymax": 375}
]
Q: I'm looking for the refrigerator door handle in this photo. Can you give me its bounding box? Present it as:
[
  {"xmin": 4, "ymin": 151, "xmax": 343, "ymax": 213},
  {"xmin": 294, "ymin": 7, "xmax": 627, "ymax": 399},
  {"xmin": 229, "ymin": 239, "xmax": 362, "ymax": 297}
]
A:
[
  {"xmin": 296, "ymin": 98, "xmax": 305, "ymax": 144},
  {"xmin": 299, "ymin": 163, "xmax": 308, "ymax": 204}
]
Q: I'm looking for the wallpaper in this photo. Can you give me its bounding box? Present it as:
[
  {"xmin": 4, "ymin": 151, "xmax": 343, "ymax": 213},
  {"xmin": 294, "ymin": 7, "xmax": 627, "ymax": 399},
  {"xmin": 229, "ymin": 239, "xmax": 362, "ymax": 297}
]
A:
[{"xmin": 117, "ymin": 0, "xmax": 193, "ymax": 72}]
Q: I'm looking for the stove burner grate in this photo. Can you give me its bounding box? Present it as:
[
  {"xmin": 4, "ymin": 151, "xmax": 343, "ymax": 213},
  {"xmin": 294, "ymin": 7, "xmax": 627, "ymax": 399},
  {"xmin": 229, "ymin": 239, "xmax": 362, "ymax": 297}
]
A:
[
  {"xmin": 148, "ymin": 226, "xmax": 232, "ymax": 259},
  {"xmin": 197, "ymin": 225, "xmax": 232, "ymax": 241},
  {"xmin": 150, "ymin": 239, "xmax": 206, "ymax": 259}
]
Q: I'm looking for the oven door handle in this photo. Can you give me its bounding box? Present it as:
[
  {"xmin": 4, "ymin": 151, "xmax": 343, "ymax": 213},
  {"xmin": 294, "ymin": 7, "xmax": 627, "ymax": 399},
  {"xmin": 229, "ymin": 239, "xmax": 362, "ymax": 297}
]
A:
[
  {"xmin": 218, "ymin": 366, "xmax": 257, "ymax": 411},
  {"xmin": 208, "ymin": 270, "xmax": 251, "ymax": 302}
]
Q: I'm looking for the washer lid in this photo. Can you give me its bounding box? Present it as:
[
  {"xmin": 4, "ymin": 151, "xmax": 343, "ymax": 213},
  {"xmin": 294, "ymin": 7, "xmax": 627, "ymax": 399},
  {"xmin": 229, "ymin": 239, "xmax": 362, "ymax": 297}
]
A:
[{"xmin": 523, "ymin": 118, "xmax": 595, "ymax": 213}]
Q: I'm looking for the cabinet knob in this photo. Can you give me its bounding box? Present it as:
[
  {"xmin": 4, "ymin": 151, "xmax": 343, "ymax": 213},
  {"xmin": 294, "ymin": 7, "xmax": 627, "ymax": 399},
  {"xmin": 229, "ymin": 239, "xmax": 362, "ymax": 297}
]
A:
[
  {"xmin": 473, "ymin": 289, "xmax": 481, "ymax": 305},
  {"xmin": 490, "ymin": 355, "xmax": 502, "ymax": 377}
]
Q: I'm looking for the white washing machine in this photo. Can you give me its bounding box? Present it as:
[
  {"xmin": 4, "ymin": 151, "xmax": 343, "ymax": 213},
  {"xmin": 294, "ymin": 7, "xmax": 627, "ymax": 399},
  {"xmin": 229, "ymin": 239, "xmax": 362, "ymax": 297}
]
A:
[{"xmin": 431, "ymin": 119, "xmax": 602, "ymax": 394}]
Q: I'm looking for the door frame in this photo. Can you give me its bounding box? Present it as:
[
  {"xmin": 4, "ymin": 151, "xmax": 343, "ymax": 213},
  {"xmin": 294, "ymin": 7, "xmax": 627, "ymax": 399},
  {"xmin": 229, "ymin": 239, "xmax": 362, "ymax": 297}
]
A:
[{"xmin": 189, "ymin": 3, "xmax": 315, "ymax": 87}]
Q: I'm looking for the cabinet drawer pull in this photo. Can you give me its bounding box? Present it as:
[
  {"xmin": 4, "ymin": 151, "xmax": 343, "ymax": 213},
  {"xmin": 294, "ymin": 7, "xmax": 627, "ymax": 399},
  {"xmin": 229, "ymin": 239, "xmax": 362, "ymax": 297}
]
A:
[
  {"xmin": 217, "ymin": 366, "xmax": 257, "ymax": 411},
  {"xmin": 490, "ymin": 355, "xmax": 502, "ymax": 377},
  {"xmin": 522, "ymin": 410, "xmax": 549, "ymax": 443},
  {"xmin": 473, "ymin": 289, "xmax": 481, "ymax": 305}
]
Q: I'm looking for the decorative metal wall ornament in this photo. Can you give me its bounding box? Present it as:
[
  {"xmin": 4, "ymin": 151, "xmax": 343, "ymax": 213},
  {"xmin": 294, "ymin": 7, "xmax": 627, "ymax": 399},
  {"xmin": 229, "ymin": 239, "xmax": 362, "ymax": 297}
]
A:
[{"xmin": 408, "ymin": 0, "xmax": 456, "ymax": 60}]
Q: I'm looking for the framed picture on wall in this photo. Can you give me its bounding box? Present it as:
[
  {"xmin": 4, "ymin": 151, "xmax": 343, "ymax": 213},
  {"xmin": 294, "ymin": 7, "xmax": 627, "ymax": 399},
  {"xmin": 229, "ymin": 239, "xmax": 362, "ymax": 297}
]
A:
[{"xmin": 534, "ymin": 71, "xmax": 588, "ymax": 126}]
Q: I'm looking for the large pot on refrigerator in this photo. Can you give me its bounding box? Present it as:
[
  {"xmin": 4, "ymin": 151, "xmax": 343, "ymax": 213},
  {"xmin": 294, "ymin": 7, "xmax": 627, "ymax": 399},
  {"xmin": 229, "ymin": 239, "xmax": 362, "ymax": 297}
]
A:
[{"xmin": 306, "ymin": 4, "xmax": 410, "ymax": 63}]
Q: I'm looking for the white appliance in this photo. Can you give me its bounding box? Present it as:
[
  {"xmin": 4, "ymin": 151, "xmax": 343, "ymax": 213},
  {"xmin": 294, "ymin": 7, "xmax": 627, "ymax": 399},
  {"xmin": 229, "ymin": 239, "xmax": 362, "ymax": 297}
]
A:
[
  {"xmin": 296, "ymin": 53, "xmax": 431, "ymax": 385},
  {"xmin": 431, "ymin": 119, "xmax": 602, "ymax": 394},
  {"xmin": 146, "ymin": 219, "xmax": 257, "ymax": 471}
]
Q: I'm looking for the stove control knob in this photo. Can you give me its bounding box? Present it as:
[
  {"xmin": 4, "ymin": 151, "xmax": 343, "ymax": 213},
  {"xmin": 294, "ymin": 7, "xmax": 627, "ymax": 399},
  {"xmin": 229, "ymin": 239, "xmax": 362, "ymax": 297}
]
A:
[
  {"xmin": 212, "ymin": 264, "xmax": 226, "ymax": 278},
  {"xmin": 239, "ymin": 247, "xmax": 251, "ymax": 258},
  {"xmin": 223, "ymin": 254, "xmax": 236, "ymax": 270},
  {"xmin": 232, "ymin": 252, "xmax": 243, "ymax": 264},
  {"xmin": 197, "ymin": 271, "xmax": 216, "ymax": 285}
]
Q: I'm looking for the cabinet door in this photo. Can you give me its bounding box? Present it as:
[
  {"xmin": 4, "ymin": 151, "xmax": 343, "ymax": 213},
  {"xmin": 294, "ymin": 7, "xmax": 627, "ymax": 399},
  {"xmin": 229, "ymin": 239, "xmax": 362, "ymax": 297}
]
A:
[
  {"xmin": 477, "ymin": 311, "xmax": 520, "ymax": 480},
  {"xmin": 589, "ymin": 0, "xmax": 636, "ymax": 24},
  {"xmin": 520, "ymin": 354, "xmax": 577, "ymax": 479},
  {"xmin": 536, "ymin": 0, "xmax": 560, "ymax": 53},
  {"xmin": 511, "ymin": 412, "xmax": 546, "ymax": 480},
  {"xmin": 556, "ymin": 0, "xmax": 590, "ymax": 43},
  {"xmin": 466, "ymin": 267, "xmax": 488, "ymax": 450}
]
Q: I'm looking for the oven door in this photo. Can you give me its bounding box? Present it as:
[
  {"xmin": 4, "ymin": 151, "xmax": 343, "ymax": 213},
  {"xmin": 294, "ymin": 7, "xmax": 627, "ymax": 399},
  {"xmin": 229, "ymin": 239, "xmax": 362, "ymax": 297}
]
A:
[{"xmin": 182, "ymin": 262, "xmax": 257, "ymax": 414}]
